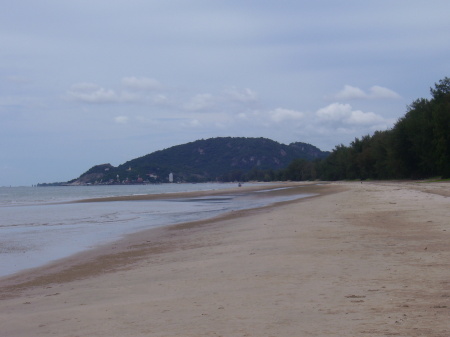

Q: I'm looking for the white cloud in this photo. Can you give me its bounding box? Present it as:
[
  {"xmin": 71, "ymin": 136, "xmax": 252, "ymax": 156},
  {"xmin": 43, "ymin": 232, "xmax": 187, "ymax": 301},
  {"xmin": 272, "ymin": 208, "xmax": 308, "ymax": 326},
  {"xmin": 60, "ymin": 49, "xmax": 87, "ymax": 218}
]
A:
[
  {"xmin": 316, "ymin": 103, "xmax": 385, "ymax": 126},
  {"xmin": 122, "ymin": 77, "xmax": 162, "ymax": 91},
  {"xmin": 114, "ymin": 116, "xmax": 129, "ymax": 124},
  {"xmin": 346, "ymin": 110, "xmax": 384, "ymax": 125},
  {"xmin": 183, "ymin": 93, "xmax": 215, "ymax": 111},
  {"xmin": 332, "ymin": 85, "xmax": 401, "ymax": 100},
  {"xmin": 237, "ymin": 112, "xmax": 249, "ymax": 120},
  {"xmin": 180, "ymin": 119, "xmax": 202, "ymax": 128},
  {"xmin": 317, "ymin": 103, "xmax": 353, "ymax": 121},
  {"xmin": 189, "ymin": 119, "xmax": 201, "ymax": 127},
  {"xmin": 333, "ymin": 85, "xmax": 367, "ymax": 100},
  {"xmin": 369, "ymin": 85, "xmax": 401, "ymax": 99},
  {"xmin": 67, "ymin": 78, "xmax": 164, "ymax": 104},
  {"xmin": 224, "ymin": 87, "xmax": 258, "ymax": 102},
  {"xmin": 68, "ymin": 83, "xmax": 120, "ymax": 103},
  {"xmin": 269, "ymin": 108, "xmax": 304, "ymax": 122},
  {"xmin": 153, "ymin": 94, "xmax": 169, "ymax": 104}
]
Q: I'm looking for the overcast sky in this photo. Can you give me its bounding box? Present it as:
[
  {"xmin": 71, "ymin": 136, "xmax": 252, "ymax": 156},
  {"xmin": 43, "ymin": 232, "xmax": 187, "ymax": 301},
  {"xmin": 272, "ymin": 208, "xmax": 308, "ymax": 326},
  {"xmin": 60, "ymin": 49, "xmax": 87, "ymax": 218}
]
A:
[{"xmin": 1, "ymin": 1, "xmax": 449, "ymax": 186}]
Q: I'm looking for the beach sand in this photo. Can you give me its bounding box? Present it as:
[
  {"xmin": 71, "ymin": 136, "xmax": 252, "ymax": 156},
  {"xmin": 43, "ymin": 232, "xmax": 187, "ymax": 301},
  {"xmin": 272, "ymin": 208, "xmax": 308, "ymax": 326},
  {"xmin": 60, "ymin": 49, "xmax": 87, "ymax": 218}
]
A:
[{"xmin": 0, "ymin": 182, "xmax": 449, "ymax": 336}]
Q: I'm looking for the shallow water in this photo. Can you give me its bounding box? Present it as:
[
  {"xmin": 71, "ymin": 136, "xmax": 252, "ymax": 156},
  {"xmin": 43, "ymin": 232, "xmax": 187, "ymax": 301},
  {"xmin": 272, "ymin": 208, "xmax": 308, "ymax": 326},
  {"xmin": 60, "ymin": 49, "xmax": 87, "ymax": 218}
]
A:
[{"xmin": 0, "ymin": 183, "xmax": 314, "ymax": 277}]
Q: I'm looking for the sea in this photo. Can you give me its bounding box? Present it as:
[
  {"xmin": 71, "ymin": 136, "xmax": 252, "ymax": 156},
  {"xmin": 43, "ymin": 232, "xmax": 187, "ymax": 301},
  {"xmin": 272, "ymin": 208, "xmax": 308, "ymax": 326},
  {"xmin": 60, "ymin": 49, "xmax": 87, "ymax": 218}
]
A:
[{"xmin": 0, "ymin": 183, "xmax": 315, "ymax": 277}]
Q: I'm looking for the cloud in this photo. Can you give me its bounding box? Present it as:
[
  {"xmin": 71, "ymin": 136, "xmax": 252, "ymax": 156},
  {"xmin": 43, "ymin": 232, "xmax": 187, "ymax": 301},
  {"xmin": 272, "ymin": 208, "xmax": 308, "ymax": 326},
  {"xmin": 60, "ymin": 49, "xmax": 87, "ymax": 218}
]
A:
[
  {"xmin": 152, "ymin": 94, "xmax": 169, "ymax": 105},
  {"xmin": 122, "ymin": 77, "xmax": 162, "ymax": 91},
  {"xmin": 183, "ymin": 87, "xmax": 259, "ymax": 112},
  {"xmin": 345, "ymin": 110, "xmax": 384, "ymax": 125},
  {"xmin": 237, "ymin": 112, "xmax": 249, "ymax": 120},
  {"xmin": 188, "ymin": 119, "xmax": 201, "ymax": 127},
  {"xmin": 183, "ymin": 94, "xmax": 215, "ymax": 111},
  {"xmin": 317, "ymin": 103, "xmax": 353, "ymax": 121},
  {"xmin": 224, "ymin": 87, "xmax": 258, "ymax": 102},
  {"xmin": 269, "ymin": 108, "xmax": 304, "ymax": 122},
  {"xmin": 68, "ymin": 83, "xmax": 123, "ymax": 103},
  {"xmin": 67, "ymin": 79, "xmax": 165, "ymax": 104},
  {"xmin": 369, "ymin": 85, "xmax": 401, "ymax": 99},
  {"xmin": 316, "ymin": 103, "xmax": 385, "ymax": 125},
  {"xmin": 114, "ymin": 116, "xmax": 129, "ymax": 124},
  {"xmin": 65, "ymin": 79, "xmax": 260, "ymax": 113},
  {"xmin": 332, "ymin": 85, "xmax": 401, "ymax": 100},
  {"xmin": 333, "ymin": 85, "xmax": 367, "ymax": 100}
]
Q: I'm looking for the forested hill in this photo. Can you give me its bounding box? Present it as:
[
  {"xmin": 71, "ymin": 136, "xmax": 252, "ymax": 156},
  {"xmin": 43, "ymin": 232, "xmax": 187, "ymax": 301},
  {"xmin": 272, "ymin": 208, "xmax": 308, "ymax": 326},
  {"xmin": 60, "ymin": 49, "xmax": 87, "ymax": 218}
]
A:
[
  {"xmin": 68, "ymin": 137, "xmax": 329, "ymax": 184},
  {"xmin": 320, "ymin": 77, "xmax": 450, "ymax": 180}
]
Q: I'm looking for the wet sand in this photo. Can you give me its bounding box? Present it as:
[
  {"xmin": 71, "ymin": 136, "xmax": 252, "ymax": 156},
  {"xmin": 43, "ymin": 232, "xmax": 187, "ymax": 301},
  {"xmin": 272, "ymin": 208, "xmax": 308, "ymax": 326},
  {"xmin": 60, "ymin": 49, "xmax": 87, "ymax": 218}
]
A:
[{"xmin": 1, "ymin": 181, "xmax": 449, "ymax": 336}]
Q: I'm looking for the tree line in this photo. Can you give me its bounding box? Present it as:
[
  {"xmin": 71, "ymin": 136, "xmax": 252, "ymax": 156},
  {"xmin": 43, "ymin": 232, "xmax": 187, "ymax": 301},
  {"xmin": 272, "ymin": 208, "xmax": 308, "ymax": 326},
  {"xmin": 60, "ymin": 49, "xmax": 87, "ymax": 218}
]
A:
[{"xmin": 222, "ymin": 77, "xmax": 450, "ymax": 182}]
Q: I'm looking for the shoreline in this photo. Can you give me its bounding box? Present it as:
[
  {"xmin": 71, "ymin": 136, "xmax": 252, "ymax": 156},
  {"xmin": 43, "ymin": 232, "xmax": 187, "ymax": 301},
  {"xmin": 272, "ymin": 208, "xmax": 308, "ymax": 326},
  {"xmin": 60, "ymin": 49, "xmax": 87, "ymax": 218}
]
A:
[
  {"xmin": 0, "ymin": 182, "xmax": 329, "ymax": 290},
  {"xmin": 69, "ymin": 181, "xmax": 316, "ymax": 203},
  {"xmin": 1, "ymin": 181, "xmax": 449, "ymax": 336}
]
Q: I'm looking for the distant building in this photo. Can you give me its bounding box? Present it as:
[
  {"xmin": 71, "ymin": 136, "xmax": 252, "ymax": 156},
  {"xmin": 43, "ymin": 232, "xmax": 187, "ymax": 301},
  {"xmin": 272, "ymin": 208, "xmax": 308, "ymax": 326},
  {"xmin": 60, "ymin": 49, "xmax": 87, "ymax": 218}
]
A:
[{"xmin": 169, "ymin": 172, "xmax": 173, "ymax": 183}]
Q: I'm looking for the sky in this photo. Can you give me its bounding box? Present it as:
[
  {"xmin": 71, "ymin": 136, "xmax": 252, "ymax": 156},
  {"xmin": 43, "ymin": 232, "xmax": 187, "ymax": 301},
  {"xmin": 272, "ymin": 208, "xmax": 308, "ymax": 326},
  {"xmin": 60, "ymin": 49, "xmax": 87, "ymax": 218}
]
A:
[{"xmin": 1, "ymin": 1, "xmax": 449, "ymax": 186}]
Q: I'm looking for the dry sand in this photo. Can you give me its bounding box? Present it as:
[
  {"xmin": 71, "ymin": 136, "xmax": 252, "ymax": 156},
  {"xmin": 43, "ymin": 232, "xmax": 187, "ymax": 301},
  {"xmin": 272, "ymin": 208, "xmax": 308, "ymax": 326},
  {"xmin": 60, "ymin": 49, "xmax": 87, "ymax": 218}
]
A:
[{"xmin": 0, "ymin": 181, "xmax": 449, "ymax": 336}]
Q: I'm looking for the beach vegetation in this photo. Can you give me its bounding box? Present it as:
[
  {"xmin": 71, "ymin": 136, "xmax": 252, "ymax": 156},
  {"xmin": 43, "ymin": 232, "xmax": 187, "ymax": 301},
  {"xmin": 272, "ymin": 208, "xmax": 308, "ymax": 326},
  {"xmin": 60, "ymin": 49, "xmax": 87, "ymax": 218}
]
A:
[
  {"xmin": 244, "ymin": 77, "xmax": 450, "ymax": 182},
  {"xmin": 316, "ymin": 77, "xmax": 450, "ymax": 180}
]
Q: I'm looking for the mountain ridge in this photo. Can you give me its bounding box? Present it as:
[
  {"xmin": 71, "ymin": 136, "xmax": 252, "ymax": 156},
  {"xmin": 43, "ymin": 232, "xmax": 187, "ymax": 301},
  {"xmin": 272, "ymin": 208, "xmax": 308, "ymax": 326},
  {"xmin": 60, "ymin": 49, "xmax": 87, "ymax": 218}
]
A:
[{"xmin": 63, "ymin": 137, "xmax": 329, "ymax": 185}]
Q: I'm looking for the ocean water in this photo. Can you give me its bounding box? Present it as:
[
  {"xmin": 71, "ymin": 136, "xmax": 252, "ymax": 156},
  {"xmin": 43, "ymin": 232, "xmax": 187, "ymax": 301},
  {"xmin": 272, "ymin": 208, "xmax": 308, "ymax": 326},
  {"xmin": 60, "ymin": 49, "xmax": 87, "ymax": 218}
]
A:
[{"xmin": 0, "ymin": 183, "xmax": 314, "ymax": 277}]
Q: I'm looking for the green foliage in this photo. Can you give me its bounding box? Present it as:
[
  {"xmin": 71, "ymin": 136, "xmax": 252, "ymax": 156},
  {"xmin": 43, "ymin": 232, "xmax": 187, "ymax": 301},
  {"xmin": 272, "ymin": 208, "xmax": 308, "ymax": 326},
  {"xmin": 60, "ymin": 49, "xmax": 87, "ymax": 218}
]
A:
[
  {"xmin": 318, "ymin": 77, "xmax": 450, "ymax": 180},
  {"xmin": 73, "ymin": 137, "xmax": 329, "ymax": 184}
]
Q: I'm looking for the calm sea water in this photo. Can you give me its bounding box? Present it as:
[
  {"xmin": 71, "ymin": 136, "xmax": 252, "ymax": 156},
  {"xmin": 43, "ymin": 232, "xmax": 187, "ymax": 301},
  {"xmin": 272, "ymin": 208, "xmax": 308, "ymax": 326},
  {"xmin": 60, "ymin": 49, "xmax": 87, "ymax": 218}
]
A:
[{"xmin": 0, "ymin": 183, "xmax": 314, "ymax": 277}]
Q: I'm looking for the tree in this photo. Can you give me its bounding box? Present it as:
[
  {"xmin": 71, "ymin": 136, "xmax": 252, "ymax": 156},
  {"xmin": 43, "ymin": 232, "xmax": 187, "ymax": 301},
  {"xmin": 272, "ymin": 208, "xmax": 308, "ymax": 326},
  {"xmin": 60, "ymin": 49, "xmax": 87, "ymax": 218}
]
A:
[
  {"xmin": 430, "ymin": 84, "xmax": 450, "ymax": 178},
  {"xmin": 430, "ymin": 77, "xmax": 450, "ymax": 100}
]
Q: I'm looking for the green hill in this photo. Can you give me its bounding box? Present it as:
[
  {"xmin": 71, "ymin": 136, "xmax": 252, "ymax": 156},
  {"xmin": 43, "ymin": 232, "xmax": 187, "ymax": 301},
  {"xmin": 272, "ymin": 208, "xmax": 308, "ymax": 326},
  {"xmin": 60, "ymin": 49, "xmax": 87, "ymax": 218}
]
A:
[{"xmin": 69, "ymin": 137, "xmax": 329, "ymax": 184}]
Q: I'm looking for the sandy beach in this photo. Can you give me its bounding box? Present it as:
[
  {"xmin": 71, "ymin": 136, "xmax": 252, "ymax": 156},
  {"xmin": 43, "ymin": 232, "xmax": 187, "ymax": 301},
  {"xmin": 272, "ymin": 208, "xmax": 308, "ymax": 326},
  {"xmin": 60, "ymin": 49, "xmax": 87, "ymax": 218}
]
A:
[{"xmin": 1, "ymin": 181, "xmax": 449, "ymax": 336}]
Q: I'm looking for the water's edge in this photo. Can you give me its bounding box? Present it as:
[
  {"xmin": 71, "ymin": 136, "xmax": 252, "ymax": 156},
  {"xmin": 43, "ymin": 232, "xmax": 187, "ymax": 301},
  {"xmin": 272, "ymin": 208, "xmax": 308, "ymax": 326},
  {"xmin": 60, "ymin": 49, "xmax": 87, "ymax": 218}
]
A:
[{"xmin": 1, "ymin": 183, "xmax": 319, "ymax": 278}]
